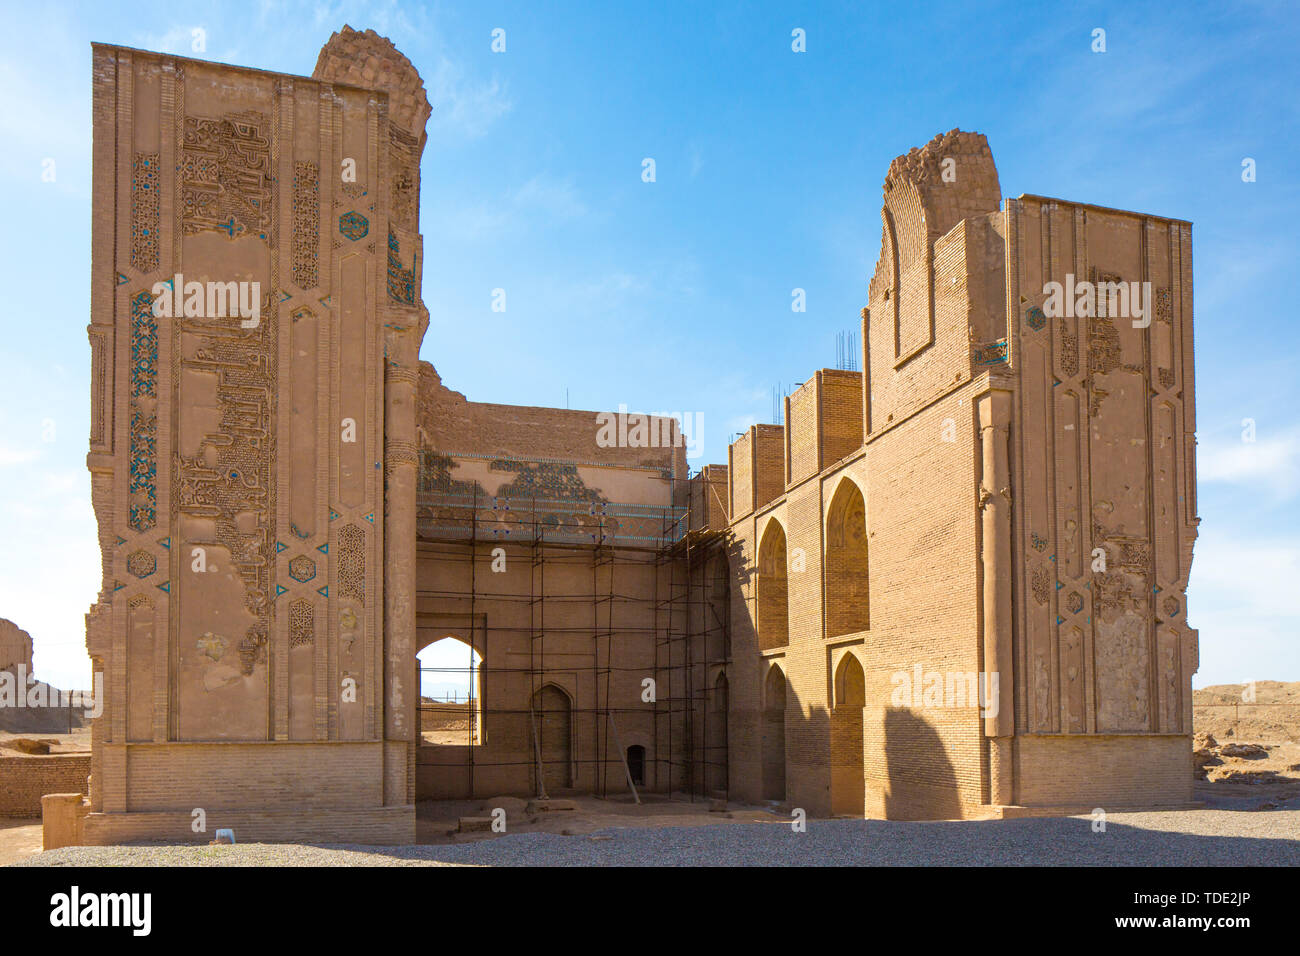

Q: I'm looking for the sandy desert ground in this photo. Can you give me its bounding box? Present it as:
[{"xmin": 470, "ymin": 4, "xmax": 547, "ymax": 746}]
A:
[{"xmin": 1192, "ymin": 681, "xmax": 1300, "ymax": 810}]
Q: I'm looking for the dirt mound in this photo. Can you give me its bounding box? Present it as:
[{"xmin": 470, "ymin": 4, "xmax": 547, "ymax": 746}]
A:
[
  {"xmin": 1193, "ymin": 686, "xmax": 1300, "ymax": 808},
  {"xmin": 0, "ymin": 682, "xmax": 91, "ymax": 734},
  {"xmin": 2, "ymin": 738, "xmax": 52, "ymax": 755},
  {"xmin": 1193, "ymin": 681, "xmax": 1300, "ymax": 743},
  {"xmin": 1220, "ymin": 743, "xmax": 1268, "ymax": 759},
  {"xmin": 479, "ymin": 796, "xmax": 529, "ymax": 820}
]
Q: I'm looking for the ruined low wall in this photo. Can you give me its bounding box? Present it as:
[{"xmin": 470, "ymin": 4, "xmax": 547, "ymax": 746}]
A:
[
  {"xmin": 0, "ymin": 753, "xmax": 91, "ymax": 817},
  {"xmin": 81, "ymin": 806, "xmax": 413, "ymax": 846},
  {"xmin": 420, "ymin": 701, "xmax": 476, "ymax": 732}
]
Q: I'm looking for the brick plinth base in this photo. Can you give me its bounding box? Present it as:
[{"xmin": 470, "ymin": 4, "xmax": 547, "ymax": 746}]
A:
[{"xmin": 80, "ymin": 805, "xmax": 415, "ymax": 846}]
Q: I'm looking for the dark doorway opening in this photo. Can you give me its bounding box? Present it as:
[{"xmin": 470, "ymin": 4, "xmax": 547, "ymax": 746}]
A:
[{"xmin": 626, "ymin": 744, "xmax": 646, "ymax": 786}]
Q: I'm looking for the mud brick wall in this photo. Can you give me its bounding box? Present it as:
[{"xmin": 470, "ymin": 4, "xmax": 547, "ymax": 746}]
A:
[
  {"xmin": 722, "ymin": 129, "xmax": 1198, "ymax": 819},
  {"xmin": 786, "ymin": 382, "xmax": 819, "ymax": 484},
  {"xmin": 417, "ymin": 363, "xmax": 686, "ymax": 480},
  {"xmin": 729, "ymin": 431, "xmax": 754, "ymax": 519},
  {"xmin": 688, "ymin": 465, "xmax": 729, "ymax": 531},
  {"xmin": 0, "ymin": 754, "xmax": 92, "ymax": 817},
  {"xmin": 752, "ymin": 426, "xmax": 785, "ymax": 509},
  {"xmin": 419, "ymin": 701, "xmax": 475, "ymax": 732},
  {"xmin": 818, "ymin": 370, "xmax": 863, "ymax": 467}
]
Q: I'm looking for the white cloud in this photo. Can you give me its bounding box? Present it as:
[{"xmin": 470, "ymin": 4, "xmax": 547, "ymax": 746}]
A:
[
  {"xmin": 432, "ymin": 175, "xmax": 590, "ymax": 242},
  {"xmin": 432, "ymin": 201, "xmax": 511, "ymax": 242},
  {"xmin": 1192, "ymin": 531, "xmax": 1300, "ymax": 620},
  {"xmin": 0, "ymin": 463, "xmax": 98, "ymax": 690},
  {"xmin": 511, "ymin": 175, "xmax": 588, "ymax": 220},
  {"xmin": 1195, "ymin": 245, "xmax": 1290, "ymax": 313},
  {"xmin": 427, "ymin": 55, "xmax": 512, "ymax": 141},
  {"xmin": 1198, "ymin": 426, "xmax": 1300, "ymax": 499},
  {"xmin": 134, "ymin": 25, "xmax": 201, "ymax": 55},
  {"xmin": 723, "ymin": 385, "xmax": 772, "ymax": 438},
  {"xmin": 1190, "ymin": 527, "xmax": 1300, "ymax": 684},
  {"xmin": 0, "ymin": 444, "xmax": 40, "ymax": 467},
  {"xmin": 688, "ymin": 145, "xmax": 704, "ymax": 180},
  {"xmin": 725, "ymin": 414, "xmax": 759, "ymax": 437},
  {"xmin": 568, "ymin": 271, "xmax": 645, "ymax": 306},
  {"xmin": 309, "ymin": 0, "xmax": 416, "ymax": 36},
  {"xmin": 0, "ymin": 44, "xmax": 90, "ymax": 173}
]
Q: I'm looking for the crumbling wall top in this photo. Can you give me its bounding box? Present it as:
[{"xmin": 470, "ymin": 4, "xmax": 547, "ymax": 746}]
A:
[
  {"xmin": 0, "ymin": 618, "xmax": 33, "ymax": 677},
  {"xmin": 882, "ymin": 128, "xmax": 1000, "ymax": 239},
  {"xmin": 869, "ymin": 128, "xmax": 1001, "ymax": 308},
  {"xmin": 313, "ymin": 25, "xmax": 432, "ymax": 142}
]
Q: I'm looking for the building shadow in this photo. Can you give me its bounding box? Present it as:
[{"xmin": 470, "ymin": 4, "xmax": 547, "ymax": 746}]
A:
[
  {"xmin": 883, "ymin": 707, "xmax": 962, "ymax": 821},
  {"xmin": 305, "ymin": 814, "xmax": 1300, "ymax": 866}
]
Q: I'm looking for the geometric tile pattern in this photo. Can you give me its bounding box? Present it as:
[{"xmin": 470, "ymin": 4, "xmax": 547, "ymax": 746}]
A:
[
  {"xmin": 339, "ymin": 210, "xmax": 368, "ymax": 241},
  {"xmin": 288, "ymin": 555, "xmax": 316, "ymax": 583},
  {"xmin": 126, "ymin": 549, "xmax": 156, "ymax": 578}
]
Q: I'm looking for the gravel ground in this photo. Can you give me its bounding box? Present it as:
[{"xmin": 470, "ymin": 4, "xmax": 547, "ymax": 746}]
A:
[{"xmin": 17, "ymin": 810, "xmax": 1300, "ymax": 866}]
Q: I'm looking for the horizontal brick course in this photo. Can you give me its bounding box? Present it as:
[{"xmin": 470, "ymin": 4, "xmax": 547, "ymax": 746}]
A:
[{"xmin": 0, "ymin": 754, "xmax": 91, "ymax": 817}]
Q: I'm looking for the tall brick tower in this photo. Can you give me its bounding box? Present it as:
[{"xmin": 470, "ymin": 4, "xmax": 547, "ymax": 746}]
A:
[
  {"xmin": 722, "ymin": 130, "xmax": 1198, "ymax": 817},
  {"xmin": 82, "ymin": 26, "xmax": 429, "ymax": 844}
]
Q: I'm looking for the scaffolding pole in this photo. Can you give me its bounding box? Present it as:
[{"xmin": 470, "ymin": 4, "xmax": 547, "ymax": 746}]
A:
[{"xmin": 414, "ymin": 468, "xmax": 727, "ymax": 804}]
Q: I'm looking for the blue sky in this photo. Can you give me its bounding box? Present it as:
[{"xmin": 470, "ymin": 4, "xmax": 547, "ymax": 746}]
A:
[{"xmin": 0, "ymin": 0, "xmax": 1296, "ymax": 691}]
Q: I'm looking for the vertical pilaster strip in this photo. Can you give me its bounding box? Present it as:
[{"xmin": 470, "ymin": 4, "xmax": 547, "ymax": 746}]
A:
[
  {"xmin": 1179, "ymin": 222, "xmax": 1198, "ymax": 527},
  {"xmin": 167, "ymin": 58, "xmax": 184, "ymax": 744},
  {"xmin": 1043, "ymin": 203, "xmax": 1060, "ymax": 732},
  {"xmin": 87, "ymin": 44, "xmax": 120, "ymax": 813},
  {"xmin": 109, "ymin": 51, "xmax": 134, "ymax": 754},
  {"xmin": 1004, "ymin": 198, "xmax": 1028, "ymax": 733},
  {"xmin": 860, "ymin": 307, "xmax": 871, "ymax": 436},
  {"xmin": 814, "ymin": 371, "xmax": 824, "ymax": 474},
  {"xmin": 327, "ymin": 88, "xmax": 343, "ymax": 743},
  {"xmin": 316, "ymin": 85, "xmax": 334, "ymax": 742},
  {"xmin": 154, "ymin": 60, "xmax": 176, "ymax": 743},
  {"xmin": 979, "ymin": 389, "xmax": 1014, "ymax": 805},
  {"xmin": 1177, "ymin": 222, "xmax": 1199, "ymax": 736},
  {"xmin": 379, "ymin": 97, "xmax": 419, "ymax": 807},
  {"xmin": 783, "ymin": 396, "xmax": 792, "ymax": 485},
  {"xmin": 369, "ymin": 96, "xmax": 384, "ymax": 744},
  {"xmin": 383, "ymin": 354, "xmax": 418, "ymax": 798},
  {"xmin": 727, "ymin": 442, "xmax": 735, "ymax": 517},
  {"xmin": 1072, "ymin": 206, "xmax": 1097, "ymax": 735},
  {"xmin": 274, "ymin": 78, "xmax": 294, "ymax": 741}
]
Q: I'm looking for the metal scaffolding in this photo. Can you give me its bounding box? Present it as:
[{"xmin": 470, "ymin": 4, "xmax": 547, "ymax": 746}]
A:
[{"xmin": 413, "ymin": 458, "xmax": 730, "ymax": 803}]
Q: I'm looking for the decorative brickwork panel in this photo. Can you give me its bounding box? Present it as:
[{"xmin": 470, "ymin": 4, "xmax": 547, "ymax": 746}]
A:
[
  {"xmin": 337, "ymin": 523, "xmax": 365, "ymax": 605},
  {"xmin": 180, "ymin": 111, "xmax": 272, "ymax": 241},
  {"xmin": 339, "ymin": 210, "xmax": 368, "ymax": 240},
  {"xmin": 289, "ymin": 555, "xmax": 316, "ymax": 583},
  {"xmin": 291, "ymin": 162, "xmax": 319, "ymax": 288},
  {"xmin": 174, "ymin": 288, "xmax": 278, "ymax": 698},
  {"xmin": 126, "ymin": 549, "xmax": 156, "ymax": 578},
  {"xmin": 386, "ymin": 231, "xmax": 415, "ymax": 305},
  {"xmin": 127, "ymin": 291, "xmax": 158, "ymax": 532},
  {"xmin": 1009, "ymin": 196, "xmax": 1197, "ymax": 741},
  {"xmin": 289, "ymin": 599, "xmax": 314, "ymax": 647},
  {"xmin": 130, "ymin": 153, "xmax": 160, "ymax": 274}
]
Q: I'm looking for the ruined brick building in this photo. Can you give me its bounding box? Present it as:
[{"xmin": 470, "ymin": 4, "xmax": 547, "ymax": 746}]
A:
[
  {"xmin": 0, "ymin": 620, "xmax": 33, "ymax": 680},
  {"xmin": 72, "ymin": 27, "xmax": 1198, "ymax": 844}
]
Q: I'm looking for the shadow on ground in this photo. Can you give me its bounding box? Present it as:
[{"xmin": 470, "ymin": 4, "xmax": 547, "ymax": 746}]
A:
[{"xmin": 343, "ymin": 811, "xmax": 1300, "ymax": 867}]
